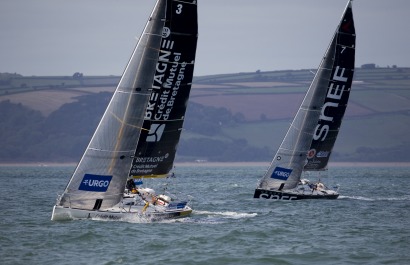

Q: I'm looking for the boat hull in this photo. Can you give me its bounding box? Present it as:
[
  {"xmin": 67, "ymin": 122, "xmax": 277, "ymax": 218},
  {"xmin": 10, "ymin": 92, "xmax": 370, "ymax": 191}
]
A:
[
  {"xmin": 51, "ymin": 205, "xmax": 192, "ymax": 221},
  {"xmin": 253, "ymin": 188, "xmax": 339, "ymax": 200}
]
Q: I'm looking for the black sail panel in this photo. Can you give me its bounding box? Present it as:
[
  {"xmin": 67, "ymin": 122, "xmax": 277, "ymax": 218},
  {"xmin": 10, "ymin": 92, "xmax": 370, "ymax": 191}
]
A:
[
  {"xmin": 130, "ymin": 0, "xmax": 198, "ymax": 177},
  {"xmin": 304, "ymin": 2, "xmax": 355, "ymax": 170}
]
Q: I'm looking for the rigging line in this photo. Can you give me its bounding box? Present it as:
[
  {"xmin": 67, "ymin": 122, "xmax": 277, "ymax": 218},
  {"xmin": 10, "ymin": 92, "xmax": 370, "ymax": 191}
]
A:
[
  {"xmin": 109, "ymin": 110, "xmax": 149, "ymax": 131},
  {"xmin": 171, "ymin": 32, "xmax": 196, "ymax": 37},
  {"xmin": 146, "ymin": 117, "xmax": 184, "ymax": 122},
  {"xmin": 278, "ymin": 147, "xmax": 309, "ymax": 154},
  {"xmin": 174, "ymin": 0, "xmax": 197, "ymax": 5},
  {"xmin": 288, "ymin": 121, "xmax": 303, "ymax": 132},
  {"xmin": 108, "ymin": 85, "xmax": 139, "ymax": 173},
  {"xmin": 299, "ymin": 106, "xmax": 322, "ymax": 112},
  {"xmin": 156, "ymin": 56, "xmax": 195, "ymax": 66},
  {"xmin": 144, "ymin": 32, "xmax": 163, "ymax": 38},
  {"xmin": 116, "ymin": 90, "xmax": 151, "ymax": 95},
  {"xmin": 88, "ymin": 148, "xmax": 135, "ymax": 153}
]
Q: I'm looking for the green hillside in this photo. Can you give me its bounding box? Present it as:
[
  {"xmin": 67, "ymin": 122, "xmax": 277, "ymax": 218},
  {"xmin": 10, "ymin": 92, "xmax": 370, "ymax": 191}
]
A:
[{"xmin": 0, "ymin": 67, "xmax": 409, "ymax": 163}]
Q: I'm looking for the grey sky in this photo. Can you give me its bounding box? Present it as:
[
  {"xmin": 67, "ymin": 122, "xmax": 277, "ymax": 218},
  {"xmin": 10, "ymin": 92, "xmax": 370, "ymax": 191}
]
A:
[{"xmin": 1, "ymin": 0, "xmax": 409, "ymax": 76}]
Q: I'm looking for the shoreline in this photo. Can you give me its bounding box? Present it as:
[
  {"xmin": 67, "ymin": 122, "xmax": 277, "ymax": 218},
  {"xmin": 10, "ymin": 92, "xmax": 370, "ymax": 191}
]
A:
[{"xmin": 1, "ymin": 162, "xmax": 410, "ymax": 167}]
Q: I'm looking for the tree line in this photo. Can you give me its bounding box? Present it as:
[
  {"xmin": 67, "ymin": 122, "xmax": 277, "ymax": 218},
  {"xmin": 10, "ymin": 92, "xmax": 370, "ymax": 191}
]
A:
[
  {"xmin": 0, "ymin": 93, "xmax": 269, "ymax": 163},
  {"xmin": 1, "ymin": 92, "xmax": 409, "ymax": 163}
]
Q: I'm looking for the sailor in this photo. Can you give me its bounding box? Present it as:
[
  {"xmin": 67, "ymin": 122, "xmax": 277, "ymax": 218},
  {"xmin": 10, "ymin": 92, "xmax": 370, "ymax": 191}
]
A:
[
  {"xmin": 154, "ymin": 194, "xmax": 170, "ymax": 206},
  {"xmin": 316, "ymin": 182, "xmax": 325, "ymax": 190},
  {"xmin": 126, "ymin": 179, "xmax": 137, "ymax": 193},
  {"xmin": 151, "ymin": 195, "xmax": 158, "ymax": 205},
  {"xmin": 142, "ymin": 201, "xmax": 149, "ymax": 212}
]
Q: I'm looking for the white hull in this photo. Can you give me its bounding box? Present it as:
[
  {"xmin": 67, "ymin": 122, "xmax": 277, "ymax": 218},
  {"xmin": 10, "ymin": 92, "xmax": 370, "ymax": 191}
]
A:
[{"xmin": 51, "ymin": 204, "xmax": 192, "ymax": 221}]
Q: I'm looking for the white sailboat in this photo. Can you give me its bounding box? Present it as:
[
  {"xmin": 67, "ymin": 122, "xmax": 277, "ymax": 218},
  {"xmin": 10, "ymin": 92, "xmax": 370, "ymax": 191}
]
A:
[
  {"xmin": 52, "ymin": 0, "xmax": 198, "ymax": 221},
  {"xmin": 254, "ymin": 1, "xmax": 355, "ymax": 200}
]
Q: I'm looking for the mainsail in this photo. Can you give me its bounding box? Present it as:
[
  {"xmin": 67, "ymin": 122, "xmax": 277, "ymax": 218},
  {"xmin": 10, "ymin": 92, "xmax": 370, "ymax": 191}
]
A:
[
  {"xmin": 129, "ymin": 0, "xmax": 198, "ymax": 178},
  {"xmin": 304, "ymin": 2, "xmax": 355, "ymax": 170},
  {"xmin": 56, "ymin": 0, "xmax": 198, "ymax": 211},
  {"xmin": 257, "ymin": 1, "xmax": 355, "ymax": 191}
]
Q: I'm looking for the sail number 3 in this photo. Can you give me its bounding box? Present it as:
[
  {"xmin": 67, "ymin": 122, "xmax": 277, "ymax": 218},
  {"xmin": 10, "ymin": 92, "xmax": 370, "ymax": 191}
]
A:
[{"xmin": 176, "ymin": 4, "xmax": 183, "ymax": 14}]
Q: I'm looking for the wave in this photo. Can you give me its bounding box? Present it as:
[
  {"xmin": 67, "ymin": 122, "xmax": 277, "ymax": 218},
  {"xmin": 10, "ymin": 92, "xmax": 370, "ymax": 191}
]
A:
[
  {"xmin": 90, "ymin": 215, "xmax": 152, "ymax": 224},
  {"xmin": 339, "ymin": 195, "xmax": 375, "ymax": 201},
  {"xmin": 194, "ymin": 210, "xmax": 257, "ymax": 219},
  {"xmin": 339, "ymin": 195, "xmax": 410, "ymax": 201}
]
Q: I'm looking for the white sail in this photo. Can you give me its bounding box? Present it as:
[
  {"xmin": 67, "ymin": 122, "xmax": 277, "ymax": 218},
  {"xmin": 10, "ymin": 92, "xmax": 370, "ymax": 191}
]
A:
[{"xmin": 258, "ymin": 39, "xmax": 336, "ymax": 191}]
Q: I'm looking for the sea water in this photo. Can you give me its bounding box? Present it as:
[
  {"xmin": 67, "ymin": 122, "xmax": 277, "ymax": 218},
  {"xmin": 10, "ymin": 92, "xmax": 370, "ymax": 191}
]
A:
[{"xmin": 0, "ymin": 164, "xmax": 409, "ymax": 265}]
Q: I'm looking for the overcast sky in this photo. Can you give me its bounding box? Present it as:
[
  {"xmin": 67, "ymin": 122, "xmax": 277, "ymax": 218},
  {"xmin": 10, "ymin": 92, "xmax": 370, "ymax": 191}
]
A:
[{"xmin": 1, "ymin": 0, "xmax": 409, "ymax": 77}]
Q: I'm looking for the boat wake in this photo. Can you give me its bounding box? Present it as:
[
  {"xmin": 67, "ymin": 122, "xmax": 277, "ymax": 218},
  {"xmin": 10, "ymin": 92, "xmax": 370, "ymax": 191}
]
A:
[
  {"xmin": 83, "ymin": 210, "xmax": 259, "ymax": 224},
  {"xmin": 339, "ymin": 195, "xmax": 374, "ymax": 201},
  {"xmin": 91, "ymin": 215, "xmax": 152, "ymax": 224},
  {"xmin": 340, "ymin": 195, "xmax": 410, "ymax": 201},
  {"xmin": 150, "ymin": 210, "xmax": 257, "ymax": 224},
  {"xmin": 194, "ymin": 210, "xmax": 257, "ymax": 219}
]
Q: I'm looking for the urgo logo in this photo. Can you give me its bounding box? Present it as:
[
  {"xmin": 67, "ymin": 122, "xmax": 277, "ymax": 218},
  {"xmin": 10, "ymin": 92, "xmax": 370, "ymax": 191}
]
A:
[
  {"xmin": 79, "ymin": 174, "xmax": 112, "ymax": 192},
  {"xmin": 271, "ymin": 167, "xmax": 292, "ymax": 180}
]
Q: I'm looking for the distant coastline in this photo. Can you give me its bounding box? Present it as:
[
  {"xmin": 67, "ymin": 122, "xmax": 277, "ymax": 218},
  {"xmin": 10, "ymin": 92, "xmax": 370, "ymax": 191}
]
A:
[
  {"xmin": 184, "ymin": 162, "xmax": 410, "ymax": 167},
  {"xmin": 1, "ymin": 162, "xmax": 410, "ymax": 168},
  {"xmin": 2, "ymin": 68, "xmax": 410, "ymax": 164}
]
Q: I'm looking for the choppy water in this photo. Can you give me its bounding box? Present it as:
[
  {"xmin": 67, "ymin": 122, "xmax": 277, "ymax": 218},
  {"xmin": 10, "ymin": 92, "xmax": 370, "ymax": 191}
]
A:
[{"xmin": 1, "ymin": 165, "xmax": 409, "ymax": 265}]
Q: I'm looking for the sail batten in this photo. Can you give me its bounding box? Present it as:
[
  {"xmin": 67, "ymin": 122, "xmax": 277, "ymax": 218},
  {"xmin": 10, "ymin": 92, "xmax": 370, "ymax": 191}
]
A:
[{"xmin": 88, "ymin": 148, "xmax": 135, "ymax": 153}]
